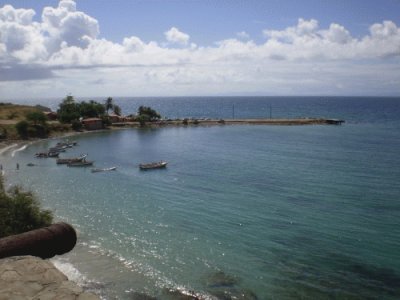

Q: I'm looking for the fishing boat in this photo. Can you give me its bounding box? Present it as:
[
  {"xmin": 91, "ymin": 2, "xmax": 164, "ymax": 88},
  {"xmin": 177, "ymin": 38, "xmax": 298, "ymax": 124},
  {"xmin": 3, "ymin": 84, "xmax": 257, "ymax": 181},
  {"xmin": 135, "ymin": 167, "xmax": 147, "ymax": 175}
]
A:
[
  {"xmin": 67, "ymin": 160, "xmax": 94, "ymax": 167},
  {"xmin": 36, "ymin": 151, "xmax": 60, "ymax": 158},
  {"xmin": 139, "ymin": 161, "xmax": 168, "ymax": 170},
  {"xmin": 47, "ymin": 151, "xmax": 60, "ymax": 157},
  {"xmin": 35, "ymin": 152, "xmax": 48, "ymax": 158},
  {"xmin": 91, "ymin": 166, "xmax": 117, "ymax": 173},
  {"xmin": 56, "ymin": 154, "xmax": 87, "ymax": 164}
]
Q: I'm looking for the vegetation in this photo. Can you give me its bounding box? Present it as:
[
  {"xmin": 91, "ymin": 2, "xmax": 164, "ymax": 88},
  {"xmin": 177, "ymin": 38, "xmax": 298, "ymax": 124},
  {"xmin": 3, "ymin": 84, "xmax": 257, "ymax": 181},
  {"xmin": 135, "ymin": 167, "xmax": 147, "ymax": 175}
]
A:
[
  {"xmin": 15, "ymin": 120, "xmax": 29, "ymax": 139},
  {"xmin": 57, "ymin": 95, "xmax": 106, "ymax": 123},
  {"xmin": 25, "ymin": 111, "xmax": 47, "ymax": 125},
  {"xmin": 57, "ymin": 95, "xmax": 81, "ymax": 123},
  {"xmin": 0, "ymin": 177, "xmax": 53, "ymax": 238},
  {"xmin": 136, "ymin": 105, "xmax": 161, "ymax": 126},
  {"xmin": 105, "ymin": 97, "xmax": 114, "ymax": 114},
  {"xmin": 0, "ymin": 103, "xmax": 44, "ymax": 122},
  {"xmin": 14, "ymin": 110, "xmax": 49, "ymax": 139}
]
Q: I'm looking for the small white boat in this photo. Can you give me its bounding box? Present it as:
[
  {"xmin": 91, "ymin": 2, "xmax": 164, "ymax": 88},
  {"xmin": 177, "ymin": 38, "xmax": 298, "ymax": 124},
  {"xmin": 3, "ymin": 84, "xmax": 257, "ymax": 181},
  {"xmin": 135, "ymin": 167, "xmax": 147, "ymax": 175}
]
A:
[
  {"xmin": 139, "ymin": 161, "xmax": 168, "ymax": 170},
  {"xmin": 91, "ymin": 167, "xmax": 117, "ymax": 173}
]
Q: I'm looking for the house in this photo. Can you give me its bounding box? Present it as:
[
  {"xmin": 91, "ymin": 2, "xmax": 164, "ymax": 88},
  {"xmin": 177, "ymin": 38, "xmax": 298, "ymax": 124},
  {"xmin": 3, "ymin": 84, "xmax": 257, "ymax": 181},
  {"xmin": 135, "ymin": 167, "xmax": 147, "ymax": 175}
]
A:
[
  {"xmin": 82, "ymin": 118, "xmax": 103, "ymax": 130},
  {"xmin": 108, "ymin": 113, "xmax": 126, "ymax": 124}
]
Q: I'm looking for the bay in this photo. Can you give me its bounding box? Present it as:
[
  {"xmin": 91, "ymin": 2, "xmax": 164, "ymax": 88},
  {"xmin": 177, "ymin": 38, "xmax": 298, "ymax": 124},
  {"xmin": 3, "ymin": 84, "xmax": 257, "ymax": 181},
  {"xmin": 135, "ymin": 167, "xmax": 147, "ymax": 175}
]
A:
[{"xmin": 2, "ymin": 97, "xmax": 400, "ymax": 299}]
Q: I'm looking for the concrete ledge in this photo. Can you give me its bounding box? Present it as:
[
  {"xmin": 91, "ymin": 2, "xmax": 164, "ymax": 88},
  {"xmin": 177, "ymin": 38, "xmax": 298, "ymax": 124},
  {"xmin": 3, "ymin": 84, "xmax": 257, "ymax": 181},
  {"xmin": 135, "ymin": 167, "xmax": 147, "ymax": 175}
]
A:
[{"xmin": 0, "ymin": 256, "xmax": 99, "ymax": 299}]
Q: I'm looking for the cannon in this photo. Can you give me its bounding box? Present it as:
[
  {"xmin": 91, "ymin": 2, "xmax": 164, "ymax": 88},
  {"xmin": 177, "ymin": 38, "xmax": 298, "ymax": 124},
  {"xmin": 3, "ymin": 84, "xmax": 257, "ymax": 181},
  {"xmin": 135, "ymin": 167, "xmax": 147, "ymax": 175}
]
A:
[{"xmin": 0, "ymin": 222, "xmax": 77, "ymax": 259}]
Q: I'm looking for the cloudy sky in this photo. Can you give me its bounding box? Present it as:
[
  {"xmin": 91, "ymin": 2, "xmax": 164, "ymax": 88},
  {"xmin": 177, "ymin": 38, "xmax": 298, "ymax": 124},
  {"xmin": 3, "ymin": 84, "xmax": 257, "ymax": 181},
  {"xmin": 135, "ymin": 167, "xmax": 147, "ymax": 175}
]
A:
[{"xmin": 0, "ymin": 0, "xmax": 399, "ymax": 99}]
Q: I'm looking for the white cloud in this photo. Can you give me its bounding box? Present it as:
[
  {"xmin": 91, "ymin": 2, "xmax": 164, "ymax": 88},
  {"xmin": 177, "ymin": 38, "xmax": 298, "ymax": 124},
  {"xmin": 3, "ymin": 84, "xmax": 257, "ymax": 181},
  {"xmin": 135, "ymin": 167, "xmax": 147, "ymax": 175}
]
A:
[
  {"xmin": 164, "ymin": 27, "xmax": 190, "ymax": 45},
  {"xmin": 0, "ymin": 1, "xmax": 399, "ymax": 97},
  {"xmin": 236, "ymin": 31, "xmax": 250, "ymax": 40}
]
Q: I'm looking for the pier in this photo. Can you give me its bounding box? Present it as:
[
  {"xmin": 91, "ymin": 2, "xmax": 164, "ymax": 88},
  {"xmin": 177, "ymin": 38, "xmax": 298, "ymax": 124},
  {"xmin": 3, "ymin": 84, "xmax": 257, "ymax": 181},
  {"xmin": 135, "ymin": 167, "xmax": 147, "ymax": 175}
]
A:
[{"xmin": 115, "ymin": 118, "xmax": 346, "ymax": 127}]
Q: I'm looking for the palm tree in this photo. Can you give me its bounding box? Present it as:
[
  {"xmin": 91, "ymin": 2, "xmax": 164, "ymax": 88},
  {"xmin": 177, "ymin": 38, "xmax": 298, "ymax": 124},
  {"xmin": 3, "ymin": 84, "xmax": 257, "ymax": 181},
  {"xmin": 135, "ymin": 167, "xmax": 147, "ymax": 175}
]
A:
[
  {"xmin": 113, "ymin": 104, "xmax": 121, "ymax": 116},
  {"xmin": 105, "ymin": 97, "xmax": 114, "ymax": 115}
]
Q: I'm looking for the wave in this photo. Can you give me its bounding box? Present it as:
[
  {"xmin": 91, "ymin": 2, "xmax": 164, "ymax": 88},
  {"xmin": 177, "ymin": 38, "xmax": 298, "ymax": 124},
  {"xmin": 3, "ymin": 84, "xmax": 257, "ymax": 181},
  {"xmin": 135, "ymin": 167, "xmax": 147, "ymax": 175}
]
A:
[
  {"xmin": 11, "ymin": 144, "xmax": 28, "ymax": 157},
  {"xmin": 51, "ymin": 257, "xmax": 107, "ymax": 299}
]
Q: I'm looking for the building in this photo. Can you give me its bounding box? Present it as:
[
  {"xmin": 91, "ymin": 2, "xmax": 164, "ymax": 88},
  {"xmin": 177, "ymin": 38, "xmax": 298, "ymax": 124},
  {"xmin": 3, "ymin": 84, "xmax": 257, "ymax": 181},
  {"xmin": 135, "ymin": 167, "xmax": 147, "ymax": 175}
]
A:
[
  {"xmin": 82, "ymin": 118, "xmax": 103, "ymax": 130},
  {"xmin": 44, "ymin": 111, "xmax": 58, "ymax": 121},
  {"xmin": 108, "ymin": 113, "xmax": 126, "ymax": 124}
]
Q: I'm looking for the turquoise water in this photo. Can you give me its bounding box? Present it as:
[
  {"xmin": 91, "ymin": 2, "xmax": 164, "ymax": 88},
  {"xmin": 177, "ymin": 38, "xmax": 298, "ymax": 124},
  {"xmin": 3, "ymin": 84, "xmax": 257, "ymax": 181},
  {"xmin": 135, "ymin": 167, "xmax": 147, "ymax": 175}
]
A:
[{"xmin": 2, "ymin": 97, "xmax": 400, "ymax": 299}]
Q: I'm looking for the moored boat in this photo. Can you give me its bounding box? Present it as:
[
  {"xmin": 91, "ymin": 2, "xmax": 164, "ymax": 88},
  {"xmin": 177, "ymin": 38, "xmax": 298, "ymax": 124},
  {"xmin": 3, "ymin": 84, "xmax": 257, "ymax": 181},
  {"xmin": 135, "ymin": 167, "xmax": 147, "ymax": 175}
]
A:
[
  {"xmin": 56, "ymin": 154, "xmax": 87, "ymax": 164},
  {"xmin": 35, "ymin": 152, "xmax": 48, "ymax": 158},
  {"xmin": 91, "ymin": 166, "xmax": 117, "ymax": 173},
  {"xmin": 36, "ymin": 151, "xmax": 60, "ymax": 158},
  {"xmin": 139, "ymin": 161, "xmax": 168, "ymax": 170},
  {"xmin": 67, "ymin": 160, "xmax": 94, "ymax": 167}
]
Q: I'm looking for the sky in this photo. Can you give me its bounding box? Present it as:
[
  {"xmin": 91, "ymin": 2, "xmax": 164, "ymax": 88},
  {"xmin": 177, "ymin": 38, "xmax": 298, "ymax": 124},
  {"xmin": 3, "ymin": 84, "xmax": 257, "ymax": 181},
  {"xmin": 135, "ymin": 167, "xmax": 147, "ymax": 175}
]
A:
[{"xmin": 0, "ymin": 0, "xmax": 399, "ymax": 100}]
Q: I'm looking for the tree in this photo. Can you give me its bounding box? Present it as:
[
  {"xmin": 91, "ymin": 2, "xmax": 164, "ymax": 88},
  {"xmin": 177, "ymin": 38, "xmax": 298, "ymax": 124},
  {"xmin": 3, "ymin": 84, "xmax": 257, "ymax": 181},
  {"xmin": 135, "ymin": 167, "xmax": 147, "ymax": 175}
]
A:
[
  {"xmin": 57, "ymin": 95, "xmax": 80, "ymax": 123},
  {"xmin": 113, "ymin": 104, "xmax": 121, "ymax": 116},
  {"xmin": 105, "ymin": 97, "xmax": 114, "ymax": 115},
  {"xmin": 0, "ymin": 181, "xmax": 53, "ymax": 238},
  {"xmin": 79, "ymin": 100, "xmax": 105, "ymax": 118},
  {"xmin": 15, "ymin": 120, "xmax": 29, "ymax": 139},
  {"xmin": 137, "ymin": 106, "xmax": 161, "ymax": 121},
  {"xmin": 57, "ymin": 96, "xmax": 106, "ymax": 123},
  {"xmin": 26, "ymin": 111, "xmax": 47, "ymax": 125}
]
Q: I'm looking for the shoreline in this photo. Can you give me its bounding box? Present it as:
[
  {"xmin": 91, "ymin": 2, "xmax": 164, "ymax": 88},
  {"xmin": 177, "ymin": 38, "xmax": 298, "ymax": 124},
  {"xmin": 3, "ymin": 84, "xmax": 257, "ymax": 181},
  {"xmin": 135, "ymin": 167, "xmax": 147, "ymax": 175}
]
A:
[{"xmin": 0, "ymin": 117, "xmax": 344, "ymax": 155}]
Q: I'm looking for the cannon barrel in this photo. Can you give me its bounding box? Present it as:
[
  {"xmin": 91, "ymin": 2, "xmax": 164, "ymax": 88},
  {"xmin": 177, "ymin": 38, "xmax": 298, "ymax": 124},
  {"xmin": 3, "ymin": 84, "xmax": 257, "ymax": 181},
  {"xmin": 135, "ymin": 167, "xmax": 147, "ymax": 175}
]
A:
[{"xmin": 0, "ymin": 222, "xmax": 77, "ymax": 259}]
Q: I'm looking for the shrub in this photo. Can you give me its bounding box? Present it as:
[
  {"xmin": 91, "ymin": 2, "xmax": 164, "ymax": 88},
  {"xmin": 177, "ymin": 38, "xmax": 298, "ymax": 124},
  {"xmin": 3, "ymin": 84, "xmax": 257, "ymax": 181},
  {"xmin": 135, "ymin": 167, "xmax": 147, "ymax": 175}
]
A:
[
  {"xmin": 71, "ymin": 120, "xmax": 83, "ymax": 131},
  {"xmin": 0, "ymin": 179, "xmax": 53, "ymax": 238},
  {"xmin": 15, "ymin": 120, "xmax": 29, "ymax": 139}
]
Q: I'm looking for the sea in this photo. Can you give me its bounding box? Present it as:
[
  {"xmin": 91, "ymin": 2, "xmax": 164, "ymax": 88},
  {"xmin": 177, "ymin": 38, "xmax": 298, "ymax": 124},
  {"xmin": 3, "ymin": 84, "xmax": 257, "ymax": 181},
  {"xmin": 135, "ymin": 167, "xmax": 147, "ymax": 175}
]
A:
[{"xmin": 1, "ymin": 96, "xmax": 400, "ymax": 299}]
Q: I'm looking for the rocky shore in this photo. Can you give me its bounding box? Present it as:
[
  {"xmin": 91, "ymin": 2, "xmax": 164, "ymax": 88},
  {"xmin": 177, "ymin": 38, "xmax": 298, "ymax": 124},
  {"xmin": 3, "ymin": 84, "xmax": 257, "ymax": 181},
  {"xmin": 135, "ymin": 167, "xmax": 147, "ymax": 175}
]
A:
[{"xmin": 0, "ymin": 256, "xmax": 99, "ymax": 299}]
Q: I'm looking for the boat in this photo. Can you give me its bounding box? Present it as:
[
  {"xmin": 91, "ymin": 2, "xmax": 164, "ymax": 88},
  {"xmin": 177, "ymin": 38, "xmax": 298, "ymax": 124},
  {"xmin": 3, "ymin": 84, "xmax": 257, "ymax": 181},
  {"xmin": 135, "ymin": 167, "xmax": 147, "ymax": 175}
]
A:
[
  {"xmin": 67, "ymin": 160, "xmax": 94, "ymax": 167},
  {"xmin": 56, "ymin": 154, "xmax": 87, "ymax": 164},
  {"xmin": 139, "ymin": 161, "xmax": 168, "ymax": 170},
  {"xmin": 36, "ymin": 151, "xmax": 60, "ymax": 158},
  {"xmin": 47, "ymin": 151, "xmax": 60, "ymax": 158},
  {"xmin": 49, "ymin": 147, "xmax": 66, "ymax": 153},
  {"xmin": 35, "ymin": 152, "xmax": 48, "ymax": 158},
  {"xmin": 91, "ymin": 166, "xmax": 117, "ymax": 173}
]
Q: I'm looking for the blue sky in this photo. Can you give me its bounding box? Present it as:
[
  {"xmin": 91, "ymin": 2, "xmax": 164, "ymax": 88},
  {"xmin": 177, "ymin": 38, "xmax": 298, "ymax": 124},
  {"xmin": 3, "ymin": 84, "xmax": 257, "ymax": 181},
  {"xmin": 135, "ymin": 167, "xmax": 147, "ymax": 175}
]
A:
[{"xmin": 0, "ymin": 0, "xmax": 399, "ymax": 98}]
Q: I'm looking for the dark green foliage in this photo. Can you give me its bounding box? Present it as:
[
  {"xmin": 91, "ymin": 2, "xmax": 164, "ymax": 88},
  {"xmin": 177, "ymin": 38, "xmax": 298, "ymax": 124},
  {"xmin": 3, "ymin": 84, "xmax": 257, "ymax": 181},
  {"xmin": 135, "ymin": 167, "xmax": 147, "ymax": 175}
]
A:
[
  {"xmin": 28, "ymin": 124, "xmax": 49, "ymax": 138},
  {"xmin": 57, "ymin": 95, "xmax": 80, "ymax": 123},
  {"xmin": 71, "ymin": 120, "xmax": 83, "ymax": 131},
  {"xmin": 16, "ymin": 111, "xmax": 49, "ymax": 139},
  {"xmin": 136, "ymin": 114, "xmax": 150, "ymax": 126},
  {"xmin": 105, "ymin": 97, "xmax": 114, "ymax": 114},
  {"xmin": 80, "ymin": 100, "xmax": 105, "ymax": 119},
  {"xmin": 138, "ymin": 106, "xmax": 161, "ymax": 121},
  {"xmin": 0, "ymin": 178, "xmax": 53, "ymax": 238},
  {"xmin": 15, "ymin": 120, "xmax": 29, "ymax": 139},
  {"xmin": 25, "ymin": 111, "xmax": 47, "ymax": 125},
  {"xmin": 113, "ymin": 104, "xmax": 121, "ymax": 116},
  {"xmin": 58, "ymin": 95, "xmax": 107, "ymax": 123}
]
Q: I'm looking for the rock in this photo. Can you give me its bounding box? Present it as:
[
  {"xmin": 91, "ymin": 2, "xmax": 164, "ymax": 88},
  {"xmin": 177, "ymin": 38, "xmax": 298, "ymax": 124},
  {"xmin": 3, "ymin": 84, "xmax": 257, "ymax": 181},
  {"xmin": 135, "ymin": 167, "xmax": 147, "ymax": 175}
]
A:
[
  {"xmin": 205, "ymin": 271, "xmax": 239, "ymax": 288},
  {"xmin": 0, "ymin": 256, "xmax": 99, "ymax": 299}
]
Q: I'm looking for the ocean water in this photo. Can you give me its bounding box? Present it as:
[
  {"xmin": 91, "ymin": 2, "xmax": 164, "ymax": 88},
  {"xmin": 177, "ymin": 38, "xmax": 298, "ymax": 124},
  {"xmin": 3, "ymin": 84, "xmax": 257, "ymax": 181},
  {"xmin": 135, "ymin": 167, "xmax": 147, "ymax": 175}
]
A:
[{"xmin": 2, "ymin": 97, "xmax": 400, "ymax": 299}]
